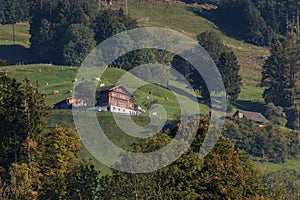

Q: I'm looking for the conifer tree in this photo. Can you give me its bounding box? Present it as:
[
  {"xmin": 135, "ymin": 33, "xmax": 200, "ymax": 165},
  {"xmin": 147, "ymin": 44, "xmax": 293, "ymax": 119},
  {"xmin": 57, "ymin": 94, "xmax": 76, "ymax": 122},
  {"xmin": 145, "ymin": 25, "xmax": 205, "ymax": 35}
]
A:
[
  {"xmin": 261, "ymin": 39, "xmax": 291, "ymax": 107},
  {"xmin": 218, "ymin": 51, "xmax": 242, "ymax": 101}
]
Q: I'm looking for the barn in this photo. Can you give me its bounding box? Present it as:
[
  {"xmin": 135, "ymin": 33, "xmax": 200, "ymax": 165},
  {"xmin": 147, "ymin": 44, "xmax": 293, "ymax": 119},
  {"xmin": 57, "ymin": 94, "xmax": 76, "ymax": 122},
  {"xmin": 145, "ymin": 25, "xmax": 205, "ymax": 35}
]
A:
[{"xmin": 233, "ymin": 110, "xmax": 269, "ymax": 125}]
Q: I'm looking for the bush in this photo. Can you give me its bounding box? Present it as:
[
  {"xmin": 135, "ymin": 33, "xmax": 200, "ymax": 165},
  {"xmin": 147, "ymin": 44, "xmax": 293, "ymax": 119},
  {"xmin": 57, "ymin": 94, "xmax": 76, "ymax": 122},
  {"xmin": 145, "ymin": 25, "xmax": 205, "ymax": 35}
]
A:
[
  {"xmin": 223, "ymin": 119, "xmax": 300, "ymax": 163},
  {"xmin": 0, "ymin": 59, "xmax": 7, "ymax": 66},
  {"xmin": 262, "ymin": 169, "xmax": 300, "ymax": 199},
  {"xmin": 265, "ymin": 103, "xmax": 287, "ymax": 126}
]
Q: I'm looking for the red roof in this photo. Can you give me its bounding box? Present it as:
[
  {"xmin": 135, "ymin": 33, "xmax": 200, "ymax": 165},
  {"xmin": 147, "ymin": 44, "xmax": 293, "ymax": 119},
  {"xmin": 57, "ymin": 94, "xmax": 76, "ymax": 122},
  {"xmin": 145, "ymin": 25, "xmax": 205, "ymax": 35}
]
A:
[{"xmin": 97, "ymin": 84, "xmax": 131, "ymax": 95}]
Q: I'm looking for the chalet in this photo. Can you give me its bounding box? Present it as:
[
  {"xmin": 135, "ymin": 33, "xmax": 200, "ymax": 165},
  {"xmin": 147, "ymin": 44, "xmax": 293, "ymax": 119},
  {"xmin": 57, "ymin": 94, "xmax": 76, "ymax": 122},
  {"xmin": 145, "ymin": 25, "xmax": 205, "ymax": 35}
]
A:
[
  {"xmin": 53, "ymin": 97, "xmax": 85, "ymax": 110},
  {"xmin": 233, "ymin": 110, "xmax": 269, "ymax": 125},
  {"xmin": 96, "ymin": 85, "xmax": 140, "ymax": 115}
]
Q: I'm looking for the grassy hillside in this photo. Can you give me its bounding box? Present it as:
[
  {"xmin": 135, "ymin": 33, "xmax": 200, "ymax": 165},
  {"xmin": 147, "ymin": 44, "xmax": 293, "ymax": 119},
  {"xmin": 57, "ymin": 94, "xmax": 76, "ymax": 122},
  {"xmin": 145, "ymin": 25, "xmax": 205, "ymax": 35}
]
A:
[
  {"xmin": 3, "ymin": 0, "xmax": 297, "ymax": 174},
  {"xmin": 123, "ymin": 1, "xmax": 269, "ymax": 87},
  {"xmin": 0, "ymin": 65, "xmax": 210, "ymax": 116},
  {"xmin": 256, "ymin": 158, "xmax": 300, "ymax": 172},
  {"xmin": 0, "ymin": 65, "xmax": 78, "ymax": 105},
  {"xmin": 0, "ymin": 23, "xmax": 39, "ymax": 65},
  {"xmin": 0, "ymin": 1, "xmax": 268, "ymax": 107},
  {"xmin": 0, "ymin": 23, "xmax": 30, "ymax": 47},
  {"xmin": 112, "ymin": 0, "xmax": 268, "ymax": 112}
]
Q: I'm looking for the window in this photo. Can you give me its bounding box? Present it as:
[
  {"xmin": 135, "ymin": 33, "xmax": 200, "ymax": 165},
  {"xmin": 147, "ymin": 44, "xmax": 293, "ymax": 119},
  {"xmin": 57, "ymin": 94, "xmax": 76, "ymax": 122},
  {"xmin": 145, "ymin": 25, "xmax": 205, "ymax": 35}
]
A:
[
  {"xmin": 118, "ymin": 108, "xmax": 121, "ymax": 111},
  {"xmin": 119, "ymin": 102, "xmax": 125, "ymax": 107},
  {"xmin": 113, "ymin": 106, "xmax": 116, "ymax": 110}
]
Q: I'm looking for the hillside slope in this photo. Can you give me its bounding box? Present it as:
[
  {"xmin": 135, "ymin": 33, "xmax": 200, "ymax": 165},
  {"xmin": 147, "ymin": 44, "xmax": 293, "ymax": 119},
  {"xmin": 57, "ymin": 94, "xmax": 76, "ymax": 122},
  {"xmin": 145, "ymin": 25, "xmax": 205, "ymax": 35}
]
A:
[
  {"xmin": 123, "ymin": 1, "xmax": 269, "ymax": 86},
  {"xmin": 0, "ymin": 65, "xmax": 210, "ymax": 116},
  {"xmin": 0, "ymin": 1, "xmax": 269, "ymax": 111}
]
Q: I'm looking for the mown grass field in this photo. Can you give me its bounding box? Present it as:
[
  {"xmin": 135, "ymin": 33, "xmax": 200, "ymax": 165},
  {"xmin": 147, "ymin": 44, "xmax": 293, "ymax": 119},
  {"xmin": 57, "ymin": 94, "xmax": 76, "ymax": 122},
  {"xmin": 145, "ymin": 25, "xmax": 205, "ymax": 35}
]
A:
[
  {"xmin": 0, "ymin": 65, "xmax": 209, "ymax": 117},
  {"xmin": 0, "ymin": 23, "xmax": 38, "ymax": 65},
  {"xmin": 0, "ymin": 23, "xmax": 30, "ymax": 47},
  {"xmin": 0, "ymin": 65, "xmax": 78, "ymax": 105}
]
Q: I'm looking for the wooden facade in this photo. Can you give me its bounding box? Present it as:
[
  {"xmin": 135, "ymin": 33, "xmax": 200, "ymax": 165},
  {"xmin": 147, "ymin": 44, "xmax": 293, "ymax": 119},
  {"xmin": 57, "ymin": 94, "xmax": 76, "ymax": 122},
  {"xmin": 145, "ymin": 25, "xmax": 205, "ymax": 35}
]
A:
[{"xmin": 96, "ymin": 85, "xmax": 138, "ymax": 115}]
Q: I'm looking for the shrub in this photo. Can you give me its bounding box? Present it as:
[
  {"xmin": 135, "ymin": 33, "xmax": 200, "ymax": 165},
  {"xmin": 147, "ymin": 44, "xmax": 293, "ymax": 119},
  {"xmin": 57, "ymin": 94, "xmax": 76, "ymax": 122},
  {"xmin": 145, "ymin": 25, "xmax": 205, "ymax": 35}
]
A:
[
  {"xmin": 0, "ymin": 59, "xmax": 7, "ymax": 66},
  {"xmin": 265, "ymin": 103, "xmax": 287, "ymax": 126}
]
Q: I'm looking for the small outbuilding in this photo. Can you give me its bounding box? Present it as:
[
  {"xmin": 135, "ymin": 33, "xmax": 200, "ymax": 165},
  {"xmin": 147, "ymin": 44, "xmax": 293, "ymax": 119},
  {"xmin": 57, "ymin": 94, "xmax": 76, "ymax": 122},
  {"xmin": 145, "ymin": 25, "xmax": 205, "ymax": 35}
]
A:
[
  {"xmin": 233, "ymin": 110, "xmax": 269, "ymax": 125},
  {"xmin": 53, "ymin": 97, "xmax": 85, "ymax": 110}
]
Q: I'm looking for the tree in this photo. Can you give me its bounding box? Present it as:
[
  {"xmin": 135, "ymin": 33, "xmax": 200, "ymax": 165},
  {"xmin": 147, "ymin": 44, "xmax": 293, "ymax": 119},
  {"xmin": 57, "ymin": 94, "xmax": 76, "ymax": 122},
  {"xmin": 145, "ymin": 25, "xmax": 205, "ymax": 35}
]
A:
[
  {"xmin": 0, "ymin": 76, "xmax": 26, "ymax": 172},
  {"xmin": 29, "ymin": 18, "xmax": 56, "ymax": 62},
  {"xmin": 286, "ymin": 32, "xmax": 300, "ymax": 129},
  {"xmin": 0, "ymin": 0, "xmax": 29, "ymax": 24},
  {"xmin": 219, "ymin": 0, "xmax": 271, "ymax": 46},
  {"xmin": 197, "ymin": 31, "xmax": 226, "ymax": 63},
  {"xmin": 108, "ymin": 117, "xmax": 269, "ymax": 199},
  {"xmin": 109, "ymin": 131, "xmax": 204, "ymax": 199},
  {"xmin": 93, "ymin": 8, "xmax": 137, "ymax": 44},
  {"xmin": 261, "ymin": 39, "xmax": 291, "ymax": 107},
  {"xmin": 198, "ymin": 137, "xmax": 266, "ymax": 200},
  {"xmin": 0, "ymin": 76, "xmax": 47, "ymax": 198},
  {"xmin": 261, "ymin": 32, "xmax": 300, "ymax": 129},
  {"xmin": 55, "ymin": 0, "xmax": 71, "ymax": 25},
  {"xmin": 265, "ymin": 103, "xmax": 287, "ymax": 126},
  {"xmin": 29, "ymin": 0, "xmax": 99, "ymax": 65},
  {"xmin": 66, "ymin": 163, "xmax": 102, "ymax": 200},
  {"xmin": 39, "ymin": 127, "xmax": 81, "ymax": 199},
  {"xmin": 2, "ymin": 163, "xmax": 40, "ymax": 200},
  {"xmin": 218, "ymin": 51, "xmax": 242, "ymax": 101},
  {"xmin": 263, "ymin": 169, "xmax": 300, "ymax": 199},
  {"xmin": 63, "ymin": 24, "xmax": 96, "ymax": 66},
  {"xmin": 112, "ymin": 49, "xmax": 157, "ymax": 70},
  {"xmin": 195, "ymin": 31, "xmax": 242, "ymax": 101},
  {"xmin": 291, "ymin": 78, "xmax": 300, "ymax": 129}
]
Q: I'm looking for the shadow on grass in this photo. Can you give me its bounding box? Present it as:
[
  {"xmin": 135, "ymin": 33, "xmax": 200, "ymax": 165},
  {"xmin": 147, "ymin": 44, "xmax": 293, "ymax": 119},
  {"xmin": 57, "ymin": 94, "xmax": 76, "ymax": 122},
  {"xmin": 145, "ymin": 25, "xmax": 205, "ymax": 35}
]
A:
[
  {"xmin": 167, "ymin": 84, "xmax": 210, "ymax": 106},
  {"xmin": 0, "ymin": 45, "xmax": 41, "ymax": 65},
  {"xmin": 232, "ymin": 100, "xmax": 266, "ymax": 113},
  {"xmin": 186, "ymin": 6, "xmax": 244, "ymax": 41}
]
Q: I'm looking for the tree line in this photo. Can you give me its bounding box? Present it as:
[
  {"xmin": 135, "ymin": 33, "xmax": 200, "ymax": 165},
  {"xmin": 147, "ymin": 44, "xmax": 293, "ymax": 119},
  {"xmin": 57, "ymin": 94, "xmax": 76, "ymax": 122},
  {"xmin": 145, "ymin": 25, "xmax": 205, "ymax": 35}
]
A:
[
  {"xmin": 0, "ymin": 0, "xmax": 29, "ymax": 24},
  {"xmin": 29, "ymin": 0, "xmax": 137, "ymax": 66},
  {"xmin": 184, "ymin": 0, "xmax": 300, "ymax": 46}
]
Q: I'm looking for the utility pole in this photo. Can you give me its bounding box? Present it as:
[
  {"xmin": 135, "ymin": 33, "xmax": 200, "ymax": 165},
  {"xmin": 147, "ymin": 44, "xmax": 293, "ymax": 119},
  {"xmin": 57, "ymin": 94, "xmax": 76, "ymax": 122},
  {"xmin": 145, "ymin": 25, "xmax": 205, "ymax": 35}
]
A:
[
  {"xmin": 297, "ymin": 10, "xmax": 299, "ymax": 27},
  {"xmin": 12, "ymin": 23, "xmax": 15, "ymax": 45},
  {"xmin": 292, "ymin": 13, "xmax": 295, "ymax": 34},
  {"xmin": 286, "ymin": 13, "xmax": 289, "ymax": 33},
  {"xmin": 125, "ymin": 0, "xmax": 128, "ymax": 15}
]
